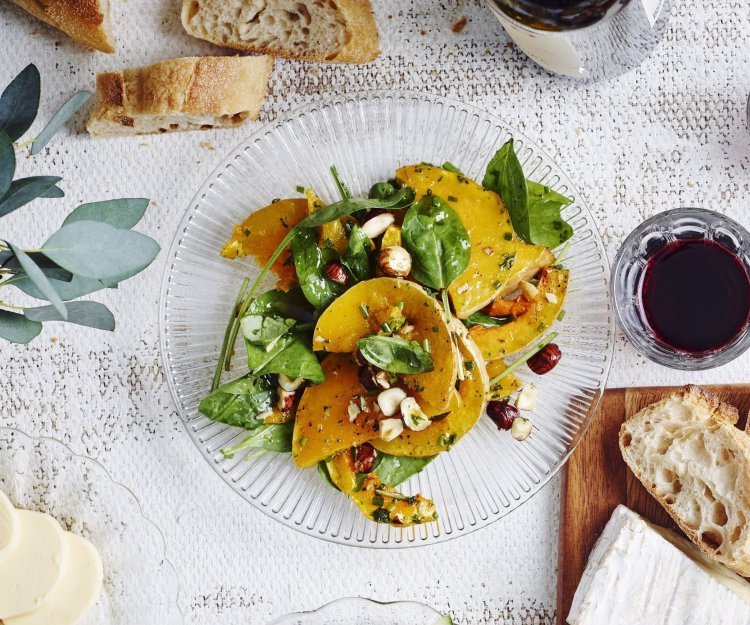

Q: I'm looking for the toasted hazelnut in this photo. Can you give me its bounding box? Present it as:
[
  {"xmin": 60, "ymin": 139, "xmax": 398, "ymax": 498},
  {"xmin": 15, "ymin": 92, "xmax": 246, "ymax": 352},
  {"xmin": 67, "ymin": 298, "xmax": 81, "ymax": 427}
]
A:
[
  {"xmin": 256, "ymin": 409, "xmax": 275, "ymax": 422},
  {"xmin": 378, "ymin": 246, "xmax": 412, "ymax": 278},
  {"xmin": 511, "ymin": 417, "xmax": 533, "ymax": 441},
  {"xmin": 545, "ymin": 292, "xmax": 559, "ymax": 304},
  {"xmin": 515, "ymin": 384, "xmax": 538, "ymax": 411},
  {"xmin": 325, "ymin": 260, "xmax": 348, "ymax": 285},
  {"xmin": 374, "ymin": 370, "xmax": 392, "ymax": 390},
  {"xmin": 348, "ymin": 398, "xmax": 362, "ymax": 422},
  {"xmin": 487, "ymin": 401, "xmax": 519, "ymax": 430},
  {"xmin": 527, "ymin": 343, "xmax": 562, "ymax": 375},
  {"xmin": 361, "ymin": 212, "xmax": 396, "ymax": 239},
  {"xmin": 379, "ymin": 418, "xmax": 404, "ymax": 442},
  {"xmin": 353, "ymin": 443, "xmax": 377, "ymax": 473},
  {"xmin": 278, "ymin": 374, "xmax": 304, "ymax": 392},
  {"xmin": 401, "ymin": 397, "xmax": 430, "ymax": 432},
  {"xmin": 520, "ymin": 280, "xmax": 540, "ymax": 301},
  {"xmin": 377, "ymin": 387, "xmax": 407, "ymax": 417}
]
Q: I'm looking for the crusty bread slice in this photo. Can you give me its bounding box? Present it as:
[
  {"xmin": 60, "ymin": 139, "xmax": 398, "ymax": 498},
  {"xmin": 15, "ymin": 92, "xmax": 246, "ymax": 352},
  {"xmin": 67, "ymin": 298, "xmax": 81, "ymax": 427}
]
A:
[
  {"xmin": 86, "ymin": 56, "xmax": 274, "ymax": 138},
  {"xmin": 619, "ymin": 385, "xmax": 750, "ymax": 576},
  {"xmin": 181, "ymin": 0, "xmax": 379, "ymax": 64},
  {"xmin": 9, "ymin": 0, "xmax": 115, "ymax": 53}
]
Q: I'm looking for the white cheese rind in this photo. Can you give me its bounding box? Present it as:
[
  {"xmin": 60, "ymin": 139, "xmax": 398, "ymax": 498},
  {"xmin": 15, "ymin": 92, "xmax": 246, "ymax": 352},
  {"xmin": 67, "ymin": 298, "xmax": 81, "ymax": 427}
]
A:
[
  {"xmin": 0, "ymin": 510, "xmax": 68, "ymax": 619},
  {"xmin": 5, "ymin": 532, "xmax": 103, "ymax": 625},
  {"xmin": 0, "ymin": 490, "xmax": 20, "ymax": 567},
  {"xmin": 568, "ymin": 505, "xmax": 750, "ymax": 625}
]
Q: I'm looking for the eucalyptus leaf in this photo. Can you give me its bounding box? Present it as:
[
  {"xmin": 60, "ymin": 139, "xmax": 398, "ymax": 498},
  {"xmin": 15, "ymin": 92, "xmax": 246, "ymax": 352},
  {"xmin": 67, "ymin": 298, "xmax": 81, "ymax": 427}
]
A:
[
  {"xmin": 40, "ymin": 184, "xmax": 64, "ymax": 199},
  {"xmin": 0, "ymin": 309, "xmax": 42, "ymax": 344},
  {"xmin": 240, "ymin": 314, "xmax": 295, "ymax": 347},
  {"xmin": 374, "ymin": 454, "xmax": 435, "ymax": 488},
  {"xmin": 0, "ymin": 176, "xmax": 63, "ymax": 217},
  {"xmin": 0, "ymin": 131, "xmax": 15, "ymax": 198},
  {"xmin": 0, "ymin": 64, "xmax": 40, "ymax": 142},
  {"xmin": 526, "ymin": 180, "xmax": 574, "ymax": 248},
  {"xmin": 341, "ymin": 224, "xmax": 373, "ymax": 283},
  {"xmin": 42, "ymin": 221, "xmax": 160, "ymax": 281},
  {"xmin": 4, "ymin": 252, "xmax": 73, "ymax": 282},
  {"xmin": 221, "ymin": 422, "xmax": 294, "ymax": 458},
  {"xmin": 401, "ymin": 195, "xmax": 470, "ymax": 291},
  {"xmin": 249, "ymin": 288, "xmax": 314, "ymax": 322},
  {"xmin": 483, "ymin": 139, "xmax": 530, "ymax": 242},
  {"xmin": 8, "ymin": 243, "xmax": 67, "ymax": 319},
  {"xmin": 12, "ymin": 273, "xmax": 109, "ymax": 301},
  {"xmin": 31, "ymin": 91, "xmax": 92, "ymax": 155},
  {"xmin": 62, "ymin": 197, "xmax": 149, "ymax": 229},
  {"xmin": 24, "ymin": 301, "xmax": 115, "ymax": 331},
  {"xmin": 357, "ymin": 335, "xmax": 434, "ymax": 374},
  {"xmin": 292, "ymin": 228, "xmax": 345, "ymax": 310},
  {"xmin": 198, "ymin": 375, "xmax": 275, "ymax": 428}
]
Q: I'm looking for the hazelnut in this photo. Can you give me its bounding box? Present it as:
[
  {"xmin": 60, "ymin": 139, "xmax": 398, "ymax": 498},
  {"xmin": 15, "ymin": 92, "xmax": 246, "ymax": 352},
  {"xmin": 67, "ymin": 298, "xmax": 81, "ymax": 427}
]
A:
[
  {"xmin": 358, "ymin": 366, "xmax": 379, "ymax": 391},
  {"xmin": 515, "ymin": 384, "xmax": 538, "ymax": 411},
  {"xmin": 377, "ymin": 387, "xmax": 407, "ymax": 417},
  {"xmin": 353, "ymin": 443, "xmax": 377, "ymax": 473},
  {"xmin": 325, "ymin": 260, "xmax": 348, "ymax": 285},
  {"xmin": 361, "ymin": 212, "xmax": 396, "ymax": 239},
  {"xmin": 520, "ymin": 280, "xmax": 540, "ymax": 301},
  {"xmin": 374, "ymin": 370, "xmax": 392, "ymax": 390},
  {"xmin": 378, "ymin": 246, "xmax": 412, "ymax": 278},
  {"xmin": 527, "ymin": 343, "xmax": 562, "ymax": 375},
  {"xmin": 379, "ymin": 418, "xmax": 404, "ymax": 442},
  {"xmin": 278, "ymin": 374, "xmax": 304, "ymax": 392},
  {"xmin": 511, "ymin": 417, "xmax": 533, "ymax": 441},
  {"xmin": 486, "ymin": 401, "xmax": 519, "ymax": 430},
  {"xmin": 348, "ymin": 398, "xmax": 362, "ymax": 422},
  {"xmin": 256, "ymin": 409, "xmax": 275, "ymax": 422},
  {"xmin": 401, "ymin": 397, "xmax": 430, "ymax": 431},
  {"xmin": 277, "ymin": 387, "xmax": 296, "ymax": 412}
]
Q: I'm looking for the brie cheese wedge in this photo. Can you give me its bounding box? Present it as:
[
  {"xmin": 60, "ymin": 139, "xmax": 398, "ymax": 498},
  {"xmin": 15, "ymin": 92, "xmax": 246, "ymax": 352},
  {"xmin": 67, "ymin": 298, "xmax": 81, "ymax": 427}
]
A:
[
  {"xmin": 0, "ymin": 490, "xmax": 20, "ymax": 566},
  {"xmin": 568, "ymin": 505, "xmax": 750, "ymax": 625},
  {"xmin": 5, "ymin": 532, "xmax": 103, "ymax": 625},
  {"xmin": 0, "ymin": 510, "xmax": 68, "ymax": 620}
]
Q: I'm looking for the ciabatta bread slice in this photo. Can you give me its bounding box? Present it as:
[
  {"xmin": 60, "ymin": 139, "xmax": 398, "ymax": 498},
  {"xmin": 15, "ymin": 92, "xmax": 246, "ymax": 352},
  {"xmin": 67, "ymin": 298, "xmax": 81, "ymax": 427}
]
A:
[
  {"xmin": 620, "ymin": 385, "xmax": 750, "ymax": 576},
  {"xmin": 181, "ymin": 0, "xmax": 379, "ymax": 64},
  {"xmin": 86, "ymin": 56, "xmax": 274, "ymax": 138},
  {"xmin": 10, "ymin": 0, "xmax": 115, "ymax": 53}
]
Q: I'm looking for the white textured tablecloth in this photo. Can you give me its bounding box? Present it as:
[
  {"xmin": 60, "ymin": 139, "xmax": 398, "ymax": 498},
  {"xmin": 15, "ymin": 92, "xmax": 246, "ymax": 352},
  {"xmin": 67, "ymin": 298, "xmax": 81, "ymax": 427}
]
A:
[{"xmin": 1, "ymin": 1, "xmax": 749, "ymax": 623}]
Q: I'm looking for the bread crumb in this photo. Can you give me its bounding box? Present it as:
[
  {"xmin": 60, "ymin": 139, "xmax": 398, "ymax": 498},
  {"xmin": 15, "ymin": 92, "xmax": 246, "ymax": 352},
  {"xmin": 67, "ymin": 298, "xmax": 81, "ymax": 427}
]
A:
[
  {"xmin": 50, "ymin": 337, "xmax": 58, "ymax": 344},
  {"xmin": 452, "ymin": 16, "xmax": 468, "ymax": 33},
  {"xmin": 200, "ymin": 142, "xmax": 215, "ymax": 151}
]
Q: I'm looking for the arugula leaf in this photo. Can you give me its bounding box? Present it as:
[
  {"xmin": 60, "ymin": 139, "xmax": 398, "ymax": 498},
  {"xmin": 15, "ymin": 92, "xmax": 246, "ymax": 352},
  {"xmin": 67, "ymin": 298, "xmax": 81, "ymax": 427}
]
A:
[
  {"xmin": 246, "ymin": 332, "xmax": 325, "ymax": 383},
  {"xmin": 374, "ymin": 453, "xmax": 435, "ymax": 487},
  {"xmin": 221, "ymin": 422, "xmax": 294, "ymax": 459},
  {"xmin": 483, "ymin": 138, "xmax": 530, "ymax": 241},
  {"xmin": 462, "ymin": 311, "xmax": 513, "ymax": 329},
  {"xmin": 241, "ymin": 314, "xmax": 295, "ymax": 347},
  {"xmin": 198, "ymin": 375, "xmax": 275, "ymax": 428},
  {"xmin": 341, "ymin": 224, "xmax": 373, "ymax": 283},
  {"xmin": 357, "ymin": 335, "xmax": 434, "ymax": 374},
  {"xmin": 401, "ymin": 195, "xmax": 470, "ymax": 291},
  {"xmin": 292, "ymin": 228, "xmax": 345, "ymax": 310},
  {"xmin": 526, "ymin": 180, "xmax": 574, "ymax": 248},
  {"xmin": 330, "ymin": 165, "xmax": 352, "ymax": 200},
  {"xmin": 249, "ymin": 287, "xmax": 314, "ymax": 322}
]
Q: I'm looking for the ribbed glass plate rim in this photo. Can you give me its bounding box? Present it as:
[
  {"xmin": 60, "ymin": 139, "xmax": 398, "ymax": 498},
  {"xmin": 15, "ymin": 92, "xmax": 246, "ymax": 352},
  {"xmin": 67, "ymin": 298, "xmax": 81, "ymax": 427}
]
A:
[
  {"xmin": 0, "ymin": 427, "xmax": 184, "ymax": 623},
  {"xmin": 159, "ymin": 90, "xmax": 614, "ymax": 548}
]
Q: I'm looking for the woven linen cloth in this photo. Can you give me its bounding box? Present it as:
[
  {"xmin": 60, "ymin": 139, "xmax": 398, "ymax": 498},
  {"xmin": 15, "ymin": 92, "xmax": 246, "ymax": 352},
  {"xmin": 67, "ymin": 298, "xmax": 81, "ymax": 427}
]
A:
[{"xmin": 1, "ymin": 1, "xmax": 748, "ymax": 623}]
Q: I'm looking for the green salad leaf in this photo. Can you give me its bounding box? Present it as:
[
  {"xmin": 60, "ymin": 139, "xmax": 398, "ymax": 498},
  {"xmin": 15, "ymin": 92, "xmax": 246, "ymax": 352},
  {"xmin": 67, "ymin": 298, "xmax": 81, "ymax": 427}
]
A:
[
  {"xmin": 462, "ymin": 311, "xmax": 513, "ymax": 329},
  {"xmin": 241, "ymin": 314, "xmax": 295, "ymax": 347},
  {"xmin": 341, "ymin": 224, "xmax": 373, "ymax": 283},
  {"xmin": 375, "ymin": 453, "xmax": 435, "ymax": 487},
  {"xmin": 526, "ymin": 180, "xmax": 574, "ymax": 249},
  {"xmin": 357, "ymin": 335, "xmax": 434, "ymax": 374},
  {"xmin": 291, "ymin": 228, "xmax": 346, "ymax": 310},
  {"xmin": 245, "ymin": 332, "xmax": 325, "ymax": 383},
  {"xmin": 221, "ymin": 422, "xmax": 294, "ymax": 459},
  {"xmin": 249, "ymin": 288, "xmax": 314, "ymax": 322},
  {"xmin": 199, "ymin": 375, "xmax": 275, "ymax": 429},
  {"xmin": 401, "ymin": 195, "xmax": 470, "ymax": 291}
]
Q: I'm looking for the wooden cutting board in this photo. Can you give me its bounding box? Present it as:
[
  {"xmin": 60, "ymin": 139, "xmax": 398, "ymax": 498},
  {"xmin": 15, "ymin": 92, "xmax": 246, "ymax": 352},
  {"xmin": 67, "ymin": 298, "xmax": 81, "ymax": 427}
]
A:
[{"xmin": 556, "ymin": 384, "xmax": 750, "ymax": 625}]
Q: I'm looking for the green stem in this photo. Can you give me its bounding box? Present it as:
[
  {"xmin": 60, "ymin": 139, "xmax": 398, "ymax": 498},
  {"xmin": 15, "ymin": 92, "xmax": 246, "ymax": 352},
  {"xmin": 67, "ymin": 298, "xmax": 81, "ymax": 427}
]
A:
[
  {"xmin": 489, "ymin": 332, "xmax": 559, "ymax": 387},
  {"xmin": 13, "ymin": 138, "xmax": 35, "ymax": 152},
  {"xmin": 441, "ymin": 289, "xmax": 452, "ymax": 323},
  {"xmin": 211, "ymin": 277, "xmax": 249, "ymax": 391},
  {"xmin": 0, "ymin": 301, "xmax": 25, "ymax": 311}
]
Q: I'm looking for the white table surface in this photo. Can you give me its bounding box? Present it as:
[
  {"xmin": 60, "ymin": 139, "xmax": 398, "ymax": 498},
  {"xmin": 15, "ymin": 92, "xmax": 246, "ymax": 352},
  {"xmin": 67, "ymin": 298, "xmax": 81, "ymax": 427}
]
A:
[{"xmin": 1, "ymin": 1, "xmax": 749, "ymax": 623}]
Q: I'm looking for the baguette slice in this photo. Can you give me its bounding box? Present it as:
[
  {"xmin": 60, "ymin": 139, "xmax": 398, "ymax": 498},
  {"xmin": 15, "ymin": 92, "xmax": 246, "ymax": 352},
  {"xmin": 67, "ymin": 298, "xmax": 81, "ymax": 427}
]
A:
[
  {"xmin": 620, "ymin": 385, "xmax": 750, "ymax": 576},
  {"xmin": 10, "ymin": 0, "xmax": 115, "ymax": 53},
  {"xmin": 181, "ymin": 0, "xmax": 379, "ymax": 64},
  {"xmin": 86, "ymin": 56, "xmax": 274, "ymax": 138}
]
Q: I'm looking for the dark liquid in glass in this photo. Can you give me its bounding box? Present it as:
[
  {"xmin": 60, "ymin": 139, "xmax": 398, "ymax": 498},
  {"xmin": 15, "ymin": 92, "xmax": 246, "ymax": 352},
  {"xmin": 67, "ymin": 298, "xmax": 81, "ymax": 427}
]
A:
[{"xmin": 640, "ymin": 239, "xmax": 750, "ymax": 354}]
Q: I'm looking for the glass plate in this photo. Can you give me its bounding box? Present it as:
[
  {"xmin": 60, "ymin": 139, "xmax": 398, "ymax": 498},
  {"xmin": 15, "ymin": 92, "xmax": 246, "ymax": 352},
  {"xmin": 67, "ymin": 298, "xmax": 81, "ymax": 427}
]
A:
[
  {"xmin": 160, "ymin": 91, "xmax": 613, "ymax": 547},
  {"xmin": 268, "ymin": 597, "xmax": 444, "ymax": 625},
  {"xmin": 0, "ymin": 428, "xmax": 183, "ymax": 625}
]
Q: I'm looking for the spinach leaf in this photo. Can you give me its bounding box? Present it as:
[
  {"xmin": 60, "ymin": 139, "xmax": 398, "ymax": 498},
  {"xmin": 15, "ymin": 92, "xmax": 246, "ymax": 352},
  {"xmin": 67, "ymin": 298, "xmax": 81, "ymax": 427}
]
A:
[
  {"xmin": 357, "ymin": 335, "xmax": 434, "ymax": 374},
  {"xmin": 241, "ymin": 314, "xmax": 295, "ymax": 347},
  {"xmin": 462, "ymin": 311, "xmax": 513, "ymax": 329},
  {"xmin": 483, "ymin": 138, "xmax": 530, "ymax": 242},
  {"xmin": 526, "ymin": 180, "xmax": 574, "ymax": 248},
  {"xmin": 221, "ymin": 422, "xmax": 294, "ymax": 459},
  {"xmin": 401, "ymin": 195, "xmax": 470, "ymax": 291},
  {"xmin": 300, "ymin": 187, "xmax": 415, "ymax": 230},
  {"xmin": 369, "ymin": 182, "xmax": 396, "ymax": 200},
  {"xmin": 375, "ymin": 453, "xmax": 435, "ymax": 487},
  {"xmin": 245, "ymin": 331, "xmax": 325, "ymax": 383},
  {"xmin": 292, "ymin": 228, "xmax": 345, "ymax": 310},
  {"xmin": 249, "ymin": 287, "xmax": 314, "ymax": 322},
  {"xmin": 317, "ymin": 461, "xmax": 340, "ymax": 491},
  {"xmin": 199, "ymin": 375, "xmax": 275, "ymax": 429},
  {"xmin": 341, "ymin": 224, "xmax": 373, "ymax": 283}
]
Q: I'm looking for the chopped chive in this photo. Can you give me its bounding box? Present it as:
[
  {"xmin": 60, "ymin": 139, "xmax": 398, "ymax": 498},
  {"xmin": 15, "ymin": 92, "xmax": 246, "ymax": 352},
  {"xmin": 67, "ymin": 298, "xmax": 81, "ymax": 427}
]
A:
[
  {"xmin": 360, "ymin": 303, "xmax": 370, "ymax": 319},
  {"xmin": 489, "ymin": 332, "xmax": 559, "ymax": 387},
  {"xmin": 296, "ymin": 185, "xmax": 305, "ymax": 193},
  {"xmin": 557, "ymin": 309, "xmax": 567, "ymax": 321}
]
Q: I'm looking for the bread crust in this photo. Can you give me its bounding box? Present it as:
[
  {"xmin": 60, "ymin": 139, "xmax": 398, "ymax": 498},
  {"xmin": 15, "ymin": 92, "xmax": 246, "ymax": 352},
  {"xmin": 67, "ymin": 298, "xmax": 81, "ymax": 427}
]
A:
[
  {"xmin": 619, "ymin": 385, "xmax": 750, "ymax": 576},
  {"xmin": 180, "ymin": 0, "xmax": 380, "ymax": 64},
  {"xmin": 86, "ymin": 56, "xmax": 274, "ymax": 137},
  {"xmin": 9, "ymin": 0, "xmax": 115, "ymax": 53}
]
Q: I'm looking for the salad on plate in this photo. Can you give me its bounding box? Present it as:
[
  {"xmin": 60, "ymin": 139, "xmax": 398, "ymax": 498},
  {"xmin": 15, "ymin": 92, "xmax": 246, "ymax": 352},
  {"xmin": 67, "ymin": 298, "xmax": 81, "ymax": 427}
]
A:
[{"xmin": 200, "ymin": 139, "xmax": 573, "ymax": 526}]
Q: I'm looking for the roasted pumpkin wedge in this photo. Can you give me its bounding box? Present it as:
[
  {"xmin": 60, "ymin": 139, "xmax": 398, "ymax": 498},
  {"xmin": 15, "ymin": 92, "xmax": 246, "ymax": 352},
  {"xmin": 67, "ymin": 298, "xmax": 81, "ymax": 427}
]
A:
[
  {"xmin": 221, "ymin": 198, "xmax": 308, "ymax": 291},
  {"xmin": 312, "ymin": 278, "xmax": 458, "ymax": 414},
  {"xmin": 293, "ymin": 354, "xmax": 380, "ymax": 468},
  {"xmin": 306, "ymin": 188, "xmax": 350, "ymax": 255},
  {"xmin": 396, "ymin": 164, "xmax": 552, "ymax": 318},
  {"xmin": 374, "ymin": 324, "xmax": 489, "ymax": 458},
  {"xmin": 485, "ymin": 361, "xmax": 522, "ymax": 400},
  {"xmin": 470, "ymin": 268, "xmax": 569, "ymax": 361},
  {"xmin": 326, "ymin": 451, "xmax": 437, "ymax": 526}
]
